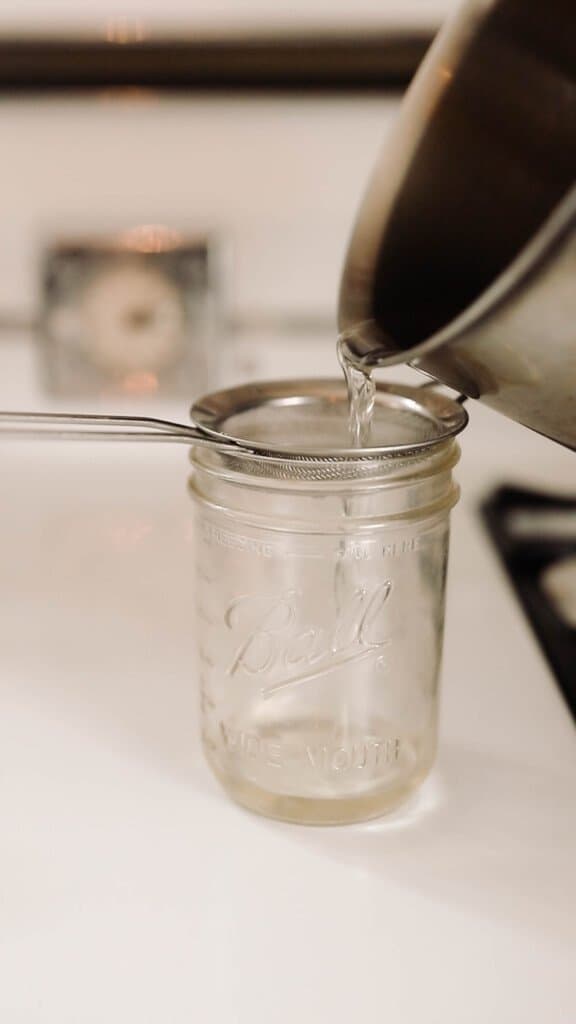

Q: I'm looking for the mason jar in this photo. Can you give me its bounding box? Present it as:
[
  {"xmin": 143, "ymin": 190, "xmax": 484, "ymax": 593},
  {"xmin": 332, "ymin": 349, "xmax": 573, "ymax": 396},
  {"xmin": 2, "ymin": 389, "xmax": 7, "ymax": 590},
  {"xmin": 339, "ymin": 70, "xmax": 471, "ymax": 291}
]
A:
[{"xmin": 189, "ymin": 379, "xmax": 466, "ymax": 825}]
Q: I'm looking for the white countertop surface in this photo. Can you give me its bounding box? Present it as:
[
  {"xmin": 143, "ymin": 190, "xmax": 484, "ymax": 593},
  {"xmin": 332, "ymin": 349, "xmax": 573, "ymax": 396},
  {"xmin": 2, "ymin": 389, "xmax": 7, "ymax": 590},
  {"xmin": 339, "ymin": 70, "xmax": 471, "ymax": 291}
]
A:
[{"xmin": 0, "ymin": 334, "xmax": 574, "ymax": 1023}]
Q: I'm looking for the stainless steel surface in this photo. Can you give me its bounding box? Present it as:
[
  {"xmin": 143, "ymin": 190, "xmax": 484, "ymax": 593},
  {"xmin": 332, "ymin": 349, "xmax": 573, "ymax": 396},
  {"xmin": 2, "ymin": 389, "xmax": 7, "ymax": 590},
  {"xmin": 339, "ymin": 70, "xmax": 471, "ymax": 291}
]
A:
[
  {"xmin": 338, "ymin": 0, "xmax": 576, "ymax": 449},
  {"xmin": 0, "ymin": 379, "xmax": 468, "ymax": 463},
  {"xmin": 190, "ymin": 377, "xmax": 468, "ymax": 459},
  {"xmin": 0, "ymin": 410, "xmax": 252, "ymax": 453}
]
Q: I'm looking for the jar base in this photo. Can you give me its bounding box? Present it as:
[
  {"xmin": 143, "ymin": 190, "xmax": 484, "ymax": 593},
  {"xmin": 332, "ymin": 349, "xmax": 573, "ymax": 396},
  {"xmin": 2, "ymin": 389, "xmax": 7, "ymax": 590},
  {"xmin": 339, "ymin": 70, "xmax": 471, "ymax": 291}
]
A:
[{"xmin": 205, "ymin": 752, "xmax": 431, "ymax": 826}]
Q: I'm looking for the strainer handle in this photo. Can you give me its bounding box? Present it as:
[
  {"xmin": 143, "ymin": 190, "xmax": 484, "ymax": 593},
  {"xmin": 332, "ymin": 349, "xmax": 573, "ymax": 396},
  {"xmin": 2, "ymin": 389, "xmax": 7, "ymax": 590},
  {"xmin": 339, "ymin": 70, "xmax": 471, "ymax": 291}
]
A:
[{"xmin": 0, "ymin": 410, "xmax": 255, "ymax": 453}]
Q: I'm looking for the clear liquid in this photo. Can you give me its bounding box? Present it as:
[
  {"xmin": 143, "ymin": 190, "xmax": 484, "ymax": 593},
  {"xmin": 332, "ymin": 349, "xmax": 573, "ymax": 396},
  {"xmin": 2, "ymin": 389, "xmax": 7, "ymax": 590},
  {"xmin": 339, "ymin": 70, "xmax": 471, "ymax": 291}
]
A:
[{"xmin": 337, "ymin": 335, "xmax": 376, "ymax": 447}]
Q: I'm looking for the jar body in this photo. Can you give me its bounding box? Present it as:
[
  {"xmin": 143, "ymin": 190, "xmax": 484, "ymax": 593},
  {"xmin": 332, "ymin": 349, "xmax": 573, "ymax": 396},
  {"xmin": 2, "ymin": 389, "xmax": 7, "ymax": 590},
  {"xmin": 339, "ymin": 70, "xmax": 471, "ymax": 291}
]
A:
[{"xmin": 190, "ymin": 444, "xmax": 459, "ymax": 825}]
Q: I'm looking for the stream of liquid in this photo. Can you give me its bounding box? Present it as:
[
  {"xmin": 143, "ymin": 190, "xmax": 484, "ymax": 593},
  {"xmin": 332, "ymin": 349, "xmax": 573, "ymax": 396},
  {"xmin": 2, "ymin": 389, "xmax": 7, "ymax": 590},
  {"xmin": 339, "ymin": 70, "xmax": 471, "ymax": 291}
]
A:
[{"xmin": 337, "ymin": 335, "xmax": 377, "ymax": 447}]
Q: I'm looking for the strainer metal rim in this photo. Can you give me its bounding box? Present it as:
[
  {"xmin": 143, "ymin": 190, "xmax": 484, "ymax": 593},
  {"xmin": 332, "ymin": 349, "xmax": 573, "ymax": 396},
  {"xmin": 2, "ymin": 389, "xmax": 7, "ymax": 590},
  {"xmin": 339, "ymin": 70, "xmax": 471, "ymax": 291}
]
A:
[{"xmin": 190, "ymin": 377, "xmax": 468, "ymax": 461}]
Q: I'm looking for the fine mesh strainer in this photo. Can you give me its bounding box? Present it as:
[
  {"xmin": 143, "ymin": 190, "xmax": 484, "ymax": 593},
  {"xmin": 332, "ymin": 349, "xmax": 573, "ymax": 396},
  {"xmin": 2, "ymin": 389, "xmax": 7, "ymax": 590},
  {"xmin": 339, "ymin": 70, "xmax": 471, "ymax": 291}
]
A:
[
  {"xmin": 0, "ymin": 379, "xmax": 467, "ymax": 478},
  {"xmin": 189, "ymin": 379, "xmax": 467, "ymax": 480}
]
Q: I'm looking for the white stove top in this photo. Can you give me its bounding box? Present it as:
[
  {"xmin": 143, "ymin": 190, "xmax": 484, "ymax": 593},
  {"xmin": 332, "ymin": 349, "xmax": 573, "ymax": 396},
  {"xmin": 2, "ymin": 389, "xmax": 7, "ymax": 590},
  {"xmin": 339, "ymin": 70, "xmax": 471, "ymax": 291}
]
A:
[{"xmin": 0, "ymin": 333, "xmax": 574, "ymax": 1023}]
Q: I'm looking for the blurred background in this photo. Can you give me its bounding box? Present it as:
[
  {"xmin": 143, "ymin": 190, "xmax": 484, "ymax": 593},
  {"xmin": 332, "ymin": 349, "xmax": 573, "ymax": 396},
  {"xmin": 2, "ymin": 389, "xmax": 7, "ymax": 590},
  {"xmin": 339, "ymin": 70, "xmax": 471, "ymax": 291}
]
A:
[{"xmin": 0, "ymin": 0, "xmax": 460, "ymax": 402}]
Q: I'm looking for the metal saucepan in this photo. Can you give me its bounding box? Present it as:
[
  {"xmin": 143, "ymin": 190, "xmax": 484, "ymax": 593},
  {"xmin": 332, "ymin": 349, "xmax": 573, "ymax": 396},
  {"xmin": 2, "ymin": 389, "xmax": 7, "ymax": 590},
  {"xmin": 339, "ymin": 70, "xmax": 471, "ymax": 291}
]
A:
[{"xmin": 338, "ymin": 0, "xmax": 576, "ymax": 449}]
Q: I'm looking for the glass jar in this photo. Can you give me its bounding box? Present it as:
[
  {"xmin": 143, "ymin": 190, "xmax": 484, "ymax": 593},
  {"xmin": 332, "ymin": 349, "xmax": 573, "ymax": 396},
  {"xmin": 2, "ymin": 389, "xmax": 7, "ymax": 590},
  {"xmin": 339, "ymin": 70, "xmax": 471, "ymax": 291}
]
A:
[{"xmin": 189, "ymin": 379, "xmax": 466, "ymax": 825}]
